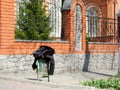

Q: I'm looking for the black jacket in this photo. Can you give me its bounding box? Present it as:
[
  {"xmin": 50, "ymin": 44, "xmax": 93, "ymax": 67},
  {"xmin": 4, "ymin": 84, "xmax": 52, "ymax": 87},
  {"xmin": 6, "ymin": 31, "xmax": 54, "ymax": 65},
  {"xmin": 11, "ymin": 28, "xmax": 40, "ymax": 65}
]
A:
[{"xmin": 32, "ymin": 46, "xmax": 55, "ymax": 75}]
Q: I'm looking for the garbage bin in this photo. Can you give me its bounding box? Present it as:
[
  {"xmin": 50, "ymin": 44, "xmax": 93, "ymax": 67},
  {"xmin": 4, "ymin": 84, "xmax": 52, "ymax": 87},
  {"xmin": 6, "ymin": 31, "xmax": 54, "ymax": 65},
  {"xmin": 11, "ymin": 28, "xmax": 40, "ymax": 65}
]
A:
[
  {"xmin": 32, "ymin": 46, "xmax": 55, "ymax": 82},
  {"xmin": 37, "ymin": 59, "xmax": 48, "ymax": 79}
]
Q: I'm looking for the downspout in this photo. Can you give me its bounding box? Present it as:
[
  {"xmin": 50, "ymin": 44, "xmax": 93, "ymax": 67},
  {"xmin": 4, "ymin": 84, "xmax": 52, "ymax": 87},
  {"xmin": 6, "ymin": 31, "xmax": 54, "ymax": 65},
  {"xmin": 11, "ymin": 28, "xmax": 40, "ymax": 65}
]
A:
[
  {"xmin": 114, "ymin": 0, "xmax": 116, "ymax": 37},
  {"xmin": 117, "ymin": 6, "xmax": 120, "ymax": 73}
]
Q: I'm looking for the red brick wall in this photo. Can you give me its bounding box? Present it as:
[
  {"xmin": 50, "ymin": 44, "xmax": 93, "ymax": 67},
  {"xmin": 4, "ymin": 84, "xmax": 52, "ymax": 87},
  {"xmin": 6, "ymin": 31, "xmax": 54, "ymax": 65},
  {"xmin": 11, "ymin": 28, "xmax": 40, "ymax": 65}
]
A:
[
  {"xmin": 0, "ymin": 0, "xmax": 118, "ymax": 55},
  {"xmin": 62, "ymin": 11, "xmax": 71, "ymax": 41},
  {"xmin": 87, "ymin": 43, "xmax": 118, "ymax": 53},
  {"xmin": 0, "ymin": 0, "xmax": 15, "ymax": 54},
  {"xmin": 14, "ymin": 41, "xmax": 70, "ymax": 54}
]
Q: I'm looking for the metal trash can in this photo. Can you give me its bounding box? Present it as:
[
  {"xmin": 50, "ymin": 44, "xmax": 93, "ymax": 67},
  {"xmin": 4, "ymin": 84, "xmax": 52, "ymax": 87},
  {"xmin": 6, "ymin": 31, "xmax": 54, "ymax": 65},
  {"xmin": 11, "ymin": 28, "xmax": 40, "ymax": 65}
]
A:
[
  {"xmin": 37, "ymin": 59, "xmax": 48, "ymax": 79},
  {"xmin": 32, "ymin": 46, "xmax": 55, "ymax": 82}
]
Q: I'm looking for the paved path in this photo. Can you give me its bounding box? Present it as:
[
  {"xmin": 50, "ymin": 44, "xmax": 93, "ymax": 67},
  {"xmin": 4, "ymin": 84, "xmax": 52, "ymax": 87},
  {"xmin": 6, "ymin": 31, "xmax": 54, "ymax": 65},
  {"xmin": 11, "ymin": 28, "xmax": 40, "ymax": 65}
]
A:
[
  {"xmin": 0, "ymin": 70, "xmax": 118, "ymax": 90},
  {"xmin": 0, "ymin": 79, "xmax": 69, "ymax": 90}
]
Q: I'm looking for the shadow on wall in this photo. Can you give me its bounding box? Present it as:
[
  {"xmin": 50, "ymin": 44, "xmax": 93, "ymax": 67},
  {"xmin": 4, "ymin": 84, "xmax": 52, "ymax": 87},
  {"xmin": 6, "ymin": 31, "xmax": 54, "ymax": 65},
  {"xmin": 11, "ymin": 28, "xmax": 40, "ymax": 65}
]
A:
[
  {"xmin": 82, "ymin": 54, "xmax": 90, "ymax": 72},
  {"xmin": 82, "ymin": 43, "xmax": 90, "ymax": 72},
  {"xmin": 82, "ymin": 43, "xmax": 117, "ymax": 72}
]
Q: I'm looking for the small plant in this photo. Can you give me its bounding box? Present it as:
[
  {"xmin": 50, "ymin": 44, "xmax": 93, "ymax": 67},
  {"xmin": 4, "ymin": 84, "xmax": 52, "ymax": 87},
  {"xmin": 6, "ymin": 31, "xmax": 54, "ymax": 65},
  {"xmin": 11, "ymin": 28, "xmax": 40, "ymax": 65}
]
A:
[
  {"xmin": 86, "ymin": 37, "xmax": 91, "ymax": 42},
  {"xmin": 81, "ymin": 73, "xmax": 120, "ymax": 90}
]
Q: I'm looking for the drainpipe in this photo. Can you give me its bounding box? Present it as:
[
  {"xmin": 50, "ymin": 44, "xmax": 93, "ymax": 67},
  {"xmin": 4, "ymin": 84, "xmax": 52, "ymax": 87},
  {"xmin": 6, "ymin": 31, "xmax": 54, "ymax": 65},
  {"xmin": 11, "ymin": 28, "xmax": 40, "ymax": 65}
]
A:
[
  {"xmin": 118, "ymin": 8, "xmax": 120, "ymax": 73},
  {"xmin": 114, "ymin": 0, "xmax": 116, "ymax": 37},
  {"xmin": 118, "ymin": 12, "xmax": 120, "ymax": 73}
]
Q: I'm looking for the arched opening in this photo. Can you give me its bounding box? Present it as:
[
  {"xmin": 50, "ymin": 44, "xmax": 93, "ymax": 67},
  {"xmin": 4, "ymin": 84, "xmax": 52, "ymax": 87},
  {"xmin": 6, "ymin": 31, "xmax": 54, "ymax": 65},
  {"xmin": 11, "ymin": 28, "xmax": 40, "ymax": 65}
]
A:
[
  {"xmin": 74, "ymin": 5, "xmax": 82, "ymax": 51},
  {"xmin": 86, "ymin": 6, "xmax": 99, "ymax": 37}
]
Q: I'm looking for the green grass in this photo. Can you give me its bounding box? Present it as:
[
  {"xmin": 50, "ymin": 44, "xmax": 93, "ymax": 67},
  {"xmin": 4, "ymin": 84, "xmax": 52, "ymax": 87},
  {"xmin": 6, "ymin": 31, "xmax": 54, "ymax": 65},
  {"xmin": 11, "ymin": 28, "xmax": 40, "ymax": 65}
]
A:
[{"xmin": 81, "ymin": 73, "xmax": 120, "ymax": 90}]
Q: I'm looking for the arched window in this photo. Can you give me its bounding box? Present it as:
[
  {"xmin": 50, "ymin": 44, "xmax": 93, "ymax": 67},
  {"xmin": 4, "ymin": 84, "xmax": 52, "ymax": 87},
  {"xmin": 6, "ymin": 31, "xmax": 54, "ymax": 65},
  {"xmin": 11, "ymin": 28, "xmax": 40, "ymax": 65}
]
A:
[
  {"xmin": 87, "ymin": 6, "xmax": 98, "ymax": 17},
  {"xmin": 49, "ymin": 0, "xmax": 62, "ymax": 38},
  {"xmin": 86, "ymin": 6, "xmax": 99, "ymax": 37},
  {"xmin": 74, "ymin": 5, "xmax": 82, "ymax": 51}
]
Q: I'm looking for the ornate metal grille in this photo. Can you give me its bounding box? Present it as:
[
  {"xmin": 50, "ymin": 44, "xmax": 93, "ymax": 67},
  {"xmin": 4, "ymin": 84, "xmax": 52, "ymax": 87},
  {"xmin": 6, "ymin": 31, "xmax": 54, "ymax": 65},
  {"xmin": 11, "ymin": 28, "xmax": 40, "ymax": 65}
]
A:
[{"xmin": 86, "ymin": 16, "xmax": 118, "ymax": 43}]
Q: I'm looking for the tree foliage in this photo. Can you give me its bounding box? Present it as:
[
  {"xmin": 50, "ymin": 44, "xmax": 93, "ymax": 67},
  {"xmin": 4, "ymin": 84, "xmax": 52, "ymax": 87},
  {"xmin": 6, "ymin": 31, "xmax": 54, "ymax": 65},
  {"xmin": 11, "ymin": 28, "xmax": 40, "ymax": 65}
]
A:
[{"xmin": 15, "ymin": 0, "xmax": 53, "ymax": 40}]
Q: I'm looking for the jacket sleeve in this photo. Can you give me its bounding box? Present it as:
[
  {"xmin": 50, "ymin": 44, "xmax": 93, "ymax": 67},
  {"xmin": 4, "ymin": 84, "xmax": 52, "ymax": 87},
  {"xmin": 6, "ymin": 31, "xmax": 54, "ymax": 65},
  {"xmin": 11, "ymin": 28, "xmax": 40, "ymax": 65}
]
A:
[{"xmin": 45, "ymin": 55, "xmax": 55, "ymax": 75}]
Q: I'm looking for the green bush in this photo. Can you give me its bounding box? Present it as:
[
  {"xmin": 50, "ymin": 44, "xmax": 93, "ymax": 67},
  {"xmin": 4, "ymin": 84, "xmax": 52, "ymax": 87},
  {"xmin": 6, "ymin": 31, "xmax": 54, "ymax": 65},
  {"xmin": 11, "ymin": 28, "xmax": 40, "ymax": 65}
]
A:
[
  {"xmin": 15, "ymin": 28, "xmax": 27, "ymax": 39},
  {"xmin": 81, "ymin": 73, "xmax": 120, "ymax": 90}
]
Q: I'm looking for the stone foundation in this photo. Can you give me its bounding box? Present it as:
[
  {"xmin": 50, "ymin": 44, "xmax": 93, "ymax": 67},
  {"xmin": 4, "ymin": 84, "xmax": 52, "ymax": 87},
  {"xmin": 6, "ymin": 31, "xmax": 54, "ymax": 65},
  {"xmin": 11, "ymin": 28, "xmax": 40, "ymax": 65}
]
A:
[{"xmin": 0, "ymin": 54, "xmax": 118, "ymax": 74}]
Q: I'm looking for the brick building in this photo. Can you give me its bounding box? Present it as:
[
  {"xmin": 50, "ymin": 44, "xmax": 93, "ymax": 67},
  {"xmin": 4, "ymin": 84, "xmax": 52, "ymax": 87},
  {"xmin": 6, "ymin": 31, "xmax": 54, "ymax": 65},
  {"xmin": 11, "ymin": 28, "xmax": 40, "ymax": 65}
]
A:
[{"xmin": 0, "ymin": 0, "xmax": 119, "ymax": 73}]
